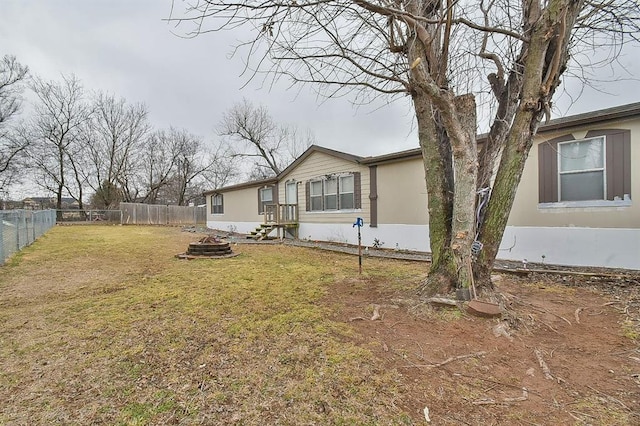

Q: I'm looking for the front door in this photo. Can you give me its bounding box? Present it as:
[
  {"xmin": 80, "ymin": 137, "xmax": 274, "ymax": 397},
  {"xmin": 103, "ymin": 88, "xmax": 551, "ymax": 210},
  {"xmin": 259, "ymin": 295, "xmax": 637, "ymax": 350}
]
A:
[{"xmin": 285, "ymin": 181, "xmax": 298, "ymax": 222}]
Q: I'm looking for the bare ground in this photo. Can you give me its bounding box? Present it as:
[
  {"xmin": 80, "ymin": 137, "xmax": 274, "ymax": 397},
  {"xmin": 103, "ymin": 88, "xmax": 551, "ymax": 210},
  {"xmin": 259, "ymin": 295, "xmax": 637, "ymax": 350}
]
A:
[
  {"xmin": 1, "ymin": 227, "xmax": 639, "ymax": 425},
  {"xmin": 325, "ymin": 270, "xmax": 640, "ymax": 425}
]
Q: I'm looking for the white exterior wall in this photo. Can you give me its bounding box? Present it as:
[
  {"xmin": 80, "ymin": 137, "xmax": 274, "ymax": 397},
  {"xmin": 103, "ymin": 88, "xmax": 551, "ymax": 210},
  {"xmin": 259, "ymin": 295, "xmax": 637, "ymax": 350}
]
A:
[
  {"xmin": 296, "ymin": 222, "xmax": 639, "ymax": 270},
  {"xmin": 206, "ymin": 185, "xmax": 265, "ymax": 233},
  {"xmin": 206, "ymin": 220, "xmax": 263, "ymax": 235},
  {"xmin": 498, "ymin": 226, "xmax": 640, "ymax": 270}
]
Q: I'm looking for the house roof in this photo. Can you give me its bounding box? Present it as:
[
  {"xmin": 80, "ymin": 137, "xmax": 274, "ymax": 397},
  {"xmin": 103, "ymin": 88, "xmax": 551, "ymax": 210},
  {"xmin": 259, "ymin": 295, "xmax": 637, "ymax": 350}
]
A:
[
  {"xmin": 536, "ymin": 101, "xmax": 640, "ymax": 134},
  {"xmin": 202, "ymin": 177, "xmax": 277, "ymax": 195},
  {"xmin": 204, "ymin": 102, "xmax": 640, "ymax": 194},
  {"xmin": 278, "ymin": 144, "xmax": 364, "ymax": 179},
  {"xmin": 361, "ymin": 101, "xmax": 640, "ymax": 166},
  {"xmin": 204, "ymin": 145, "xmax": 363, "ymax": 195},
  {"xmin": 23, "ymin": 197, "xmax": 78, "ymax": 204},
  {"xmin": 361, "ymin": 147, "xmax": 422, "ymax": 165}
]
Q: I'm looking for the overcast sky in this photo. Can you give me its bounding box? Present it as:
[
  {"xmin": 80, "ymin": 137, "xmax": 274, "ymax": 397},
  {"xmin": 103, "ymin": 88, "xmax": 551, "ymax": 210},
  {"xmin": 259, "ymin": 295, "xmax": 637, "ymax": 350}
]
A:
[{"xmin": 1, "ymin": 0, "xmax": 638, "ymax": 192}]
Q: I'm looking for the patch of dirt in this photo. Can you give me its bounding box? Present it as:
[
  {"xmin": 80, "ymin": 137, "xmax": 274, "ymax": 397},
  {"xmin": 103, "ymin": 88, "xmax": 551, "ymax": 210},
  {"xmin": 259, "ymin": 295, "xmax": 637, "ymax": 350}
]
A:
[{"xmin": 325, "ymin": 272, "xmax": 640, "ymax": 425}]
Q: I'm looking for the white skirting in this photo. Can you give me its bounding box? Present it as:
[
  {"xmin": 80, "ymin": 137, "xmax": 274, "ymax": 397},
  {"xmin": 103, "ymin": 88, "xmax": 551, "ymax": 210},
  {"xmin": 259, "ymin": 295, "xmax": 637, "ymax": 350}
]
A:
[{"xmin": 208, "ymin": 219, "xmax": 640, "ymax": 270}]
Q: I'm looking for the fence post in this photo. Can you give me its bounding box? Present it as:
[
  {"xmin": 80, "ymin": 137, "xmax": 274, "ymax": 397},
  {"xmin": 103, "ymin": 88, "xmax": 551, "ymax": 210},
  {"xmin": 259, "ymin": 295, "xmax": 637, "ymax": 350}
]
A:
[
  {"xmin": 15, "ymin": 211, "xmax": 20, "ymax": 251},
  {"xmin": 0, "ymin": 213, "xmax": 4, "ymax": 265}
]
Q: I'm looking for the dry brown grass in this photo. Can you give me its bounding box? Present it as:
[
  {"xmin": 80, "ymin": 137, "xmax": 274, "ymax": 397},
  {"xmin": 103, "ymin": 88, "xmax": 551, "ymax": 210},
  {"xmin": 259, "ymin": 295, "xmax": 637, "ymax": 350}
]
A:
[
  {"xmin": 2, "ymin": 226, "xmax": 639, "ymax": 425},
  {"xmin": 0, "ymin": 226, "xmax": 417, "ymax": 425}
]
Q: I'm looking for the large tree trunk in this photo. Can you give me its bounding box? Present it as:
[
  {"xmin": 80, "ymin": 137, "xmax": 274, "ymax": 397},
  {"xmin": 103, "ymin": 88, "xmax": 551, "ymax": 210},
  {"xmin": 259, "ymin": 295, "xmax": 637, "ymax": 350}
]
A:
[
  {"xmin": 413, "ymin": 93, "xmax": 457, "ymax": 296},
  {"xmin": 448, "ymin": 95, "xmax": 478, "ymax": 294},
  {"xmin": 475, "ymin": 0, "xmax": 580, "ymax": 286}
]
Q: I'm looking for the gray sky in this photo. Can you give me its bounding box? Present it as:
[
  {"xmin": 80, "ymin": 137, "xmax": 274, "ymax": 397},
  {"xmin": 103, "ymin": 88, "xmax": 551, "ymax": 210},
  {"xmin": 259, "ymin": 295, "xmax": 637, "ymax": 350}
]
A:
[{"xmin": 1, "ymin": 0, "xmax": 638, "ymax": 187}]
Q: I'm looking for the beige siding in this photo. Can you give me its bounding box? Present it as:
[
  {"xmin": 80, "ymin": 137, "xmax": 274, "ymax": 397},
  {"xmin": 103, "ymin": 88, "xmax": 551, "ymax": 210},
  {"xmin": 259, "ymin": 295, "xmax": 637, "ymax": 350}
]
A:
[
  {"xmin": 509, "ymin": 118, "xmax": 640, "ymax": 228},
  {"xmin": 279, "ymin": 151, "xmax": 370, "ymax": 224},
  {"xmin": 376, "ymin": 158, "xmax": 429, "ymax": 225},
  {"xmin": 206, "ymin": 186, "xmax": 262, "ymax": 223}
]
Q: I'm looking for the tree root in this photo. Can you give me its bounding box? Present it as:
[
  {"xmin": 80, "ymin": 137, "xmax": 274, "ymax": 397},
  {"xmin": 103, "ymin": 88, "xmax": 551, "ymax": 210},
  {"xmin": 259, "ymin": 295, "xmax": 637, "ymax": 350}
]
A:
[
  {"xmin": 472, "ymin": 388, "xmax": 529, "ymax": 405},
  {"xmin": 534, "ymin": 348, "xmax": 564, "ymax": 383},
  {"xmin": 401, "ymin": 350, "xmax": 487, "ymax": 368}
]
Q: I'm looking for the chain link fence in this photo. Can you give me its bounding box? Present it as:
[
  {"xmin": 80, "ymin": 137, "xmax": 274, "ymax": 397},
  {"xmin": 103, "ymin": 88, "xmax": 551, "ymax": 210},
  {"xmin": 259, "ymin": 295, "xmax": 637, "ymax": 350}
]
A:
[
  {"xmin": 120, "ymin": 203, "xmax": 206, "ymax": 226},
  {"xmin": 0, "ymin": 209, "xmax": 56, "ymax": 265}
]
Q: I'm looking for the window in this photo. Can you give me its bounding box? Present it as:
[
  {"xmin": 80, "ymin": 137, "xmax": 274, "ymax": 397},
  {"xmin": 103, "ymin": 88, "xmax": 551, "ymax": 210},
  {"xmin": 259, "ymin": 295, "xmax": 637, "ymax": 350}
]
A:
[
  {"xmin": 324, "ymin": 177, "xmax": 337, "ymax": 210},
  {"xmin": 538, "ymin": 129, "xmax": 631, "ymax": 206},
  {"xmin": 339, "ymin": 175, "xmax": 354, "ymax": 209},
  {"xmin": 558, "ymin": 137, "xmax": 605, "ymax": 201},
  {"xmin": 211, "ymin": 193, "xmax": 223, "ymax": 214},
  {"xmin": 306, "ymin": 172, "xmax": 361, "ymax": 211},
  {"xmin": 258, "ymin": 186, "xmax": 274, "ymax": 214},
  {"xmin": 285, "ymin": 181, "xmax": 297, "ymax": 205},
  {"xmin": 309, "ymin": 180, "xmax": 323, "ymax": 211}
]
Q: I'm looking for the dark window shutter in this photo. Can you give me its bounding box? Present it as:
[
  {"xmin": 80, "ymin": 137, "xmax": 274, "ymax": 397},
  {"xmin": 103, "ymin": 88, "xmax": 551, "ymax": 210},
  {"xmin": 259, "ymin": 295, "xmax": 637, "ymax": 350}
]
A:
[
  {"xmin": 538, "ymin": 134, "xmax": 574, "ymax": 203},
  {"xmin": 368, "ymin": 166, "xmax": 378, "ymax": 227},
  {"xmin": 585, "ymin": 129, "xmax": 631, "ymax": 200},
  {"xmin": 353, "ymin": 171, "xmax": 361, "ymax": 209},
  {"xmin": 257, "ymin": 188, "xmax": 262, "ymax": 214},
  {"xmin": 220, "ymin": 194, "xmax": 224, "ymax": 214},
  {"xmin": 305, "ymin": 181, "xmax": 310, "ymax": 211}
]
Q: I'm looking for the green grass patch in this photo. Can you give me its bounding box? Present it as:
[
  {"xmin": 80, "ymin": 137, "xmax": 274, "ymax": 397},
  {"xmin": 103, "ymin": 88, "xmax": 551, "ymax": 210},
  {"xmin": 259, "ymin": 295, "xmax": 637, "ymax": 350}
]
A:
[{"xmin": 0, "ymin": 226, "xmax": 418, "ymax": 425}]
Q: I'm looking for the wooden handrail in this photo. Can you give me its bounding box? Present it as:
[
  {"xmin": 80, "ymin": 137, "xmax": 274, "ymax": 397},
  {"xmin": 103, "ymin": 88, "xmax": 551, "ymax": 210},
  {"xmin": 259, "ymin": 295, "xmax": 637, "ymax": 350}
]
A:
[{"xmin": 264, "ymin": 204, "xmax": 298, "ymax": 225}]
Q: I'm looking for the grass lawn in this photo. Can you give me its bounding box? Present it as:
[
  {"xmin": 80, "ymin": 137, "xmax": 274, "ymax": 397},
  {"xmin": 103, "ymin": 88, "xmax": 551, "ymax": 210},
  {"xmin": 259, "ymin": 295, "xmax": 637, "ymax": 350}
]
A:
[{"xmin": 0, "ymin": 226, "xmax": 418, "ymax": 425}]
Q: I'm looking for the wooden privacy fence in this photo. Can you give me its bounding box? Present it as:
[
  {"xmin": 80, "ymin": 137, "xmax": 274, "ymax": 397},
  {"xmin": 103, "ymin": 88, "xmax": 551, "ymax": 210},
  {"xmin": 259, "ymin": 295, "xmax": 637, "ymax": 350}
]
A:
[{"xmin": 120, "ymin": 203, "xmax": 206, "ymax": 226}]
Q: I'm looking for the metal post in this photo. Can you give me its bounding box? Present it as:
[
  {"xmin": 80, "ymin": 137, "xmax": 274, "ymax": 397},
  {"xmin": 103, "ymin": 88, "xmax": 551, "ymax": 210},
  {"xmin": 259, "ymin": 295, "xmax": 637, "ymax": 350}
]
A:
[
  {"xmin": 0, "ymin": 212, "xmax": 5, "ymax": 265},
  {"xmin": 353, "ymin": 217, "xmax": 364, "ymax": 275},
  {"xmin": 15, "ymin": 211, "xmax": 21, "ymax": 251}
]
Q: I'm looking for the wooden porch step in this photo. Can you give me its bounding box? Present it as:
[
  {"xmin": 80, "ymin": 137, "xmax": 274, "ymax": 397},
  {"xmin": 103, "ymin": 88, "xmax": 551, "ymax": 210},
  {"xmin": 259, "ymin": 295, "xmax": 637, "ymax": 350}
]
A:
[{"xmin": 247, "ymin": 224, "xmax": 276, "ymax": 240}]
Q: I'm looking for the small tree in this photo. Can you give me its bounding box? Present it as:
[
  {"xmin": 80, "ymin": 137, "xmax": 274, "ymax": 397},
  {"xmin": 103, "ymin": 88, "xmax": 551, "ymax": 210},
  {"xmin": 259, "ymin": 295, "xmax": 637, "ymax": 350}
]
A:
[
  {"xmin": 90, "ymin": 180, "xmax": 122, "ymax": 209},
  {"xmin": 219, "ymin": 98, "xmax": 314, "ymax": 177},
  {"xmin": 172, "ymin": 0, "xmax": 639, "ymax": 295}
]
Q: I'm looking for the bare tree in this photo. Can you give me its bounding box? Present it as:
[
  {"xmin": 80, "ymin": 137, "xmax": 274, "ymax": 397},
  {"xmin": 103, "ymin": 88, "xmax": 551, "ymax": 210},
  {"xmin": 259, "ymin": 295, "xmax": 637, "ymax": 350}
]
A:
[
  {"xmin": 219, "ymin": 98, "xmax": 314, "ymax": 177},
  {"xmin": 172, "ymin": 0, "xmax": 639, "ymax": 295},
  {"xmin": 27, "ymin": 75, "xmax": 91, "ymax": 217},
  {"xmin": 200, "ymin": 141, "xmax": 238, "ymax": 192},
  {"xmin": 137, "ymin": 127, "xmax": 237, "ymax": 205},
  {"xmin": 138, "ymin": 128, "xmax": 184, "ymax": 204},
  {"xmin": 159, "ymin": 129, "xmax": 237, "ymax": 205},
  {"xmin": 87, "ymin": 93, "xmax": 150, "ymax": 207},
  {"xmin": 0, "ymin": 55, "xmax": 29, "ymax": 193}
]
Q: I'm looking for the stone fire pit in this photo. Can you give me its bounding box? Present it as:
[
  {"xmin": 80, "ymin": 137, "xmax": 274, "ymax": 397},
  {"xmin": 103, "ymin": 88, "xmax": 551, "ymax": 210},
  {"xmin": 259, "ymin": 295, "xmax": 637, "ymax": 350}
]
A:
[{"xmin": 176, "ymin": 235, "xmax": 238, "ymax": 259}]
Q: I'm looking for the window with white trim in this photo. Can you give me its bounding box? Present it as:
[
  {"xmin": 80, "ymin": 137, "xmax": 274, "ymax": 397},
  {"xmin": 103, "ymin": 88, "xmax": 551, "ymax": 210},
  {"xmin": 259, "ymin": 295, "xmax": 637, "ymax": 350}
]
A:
[
  {"xmin": 309, "ymin": 180, "xmax": 323, "ymax": 211},
  {"xmin": 339, "ymin": 175, "xmax": 354, "ymax": 209},
  {"xmin": 538, "ymin": 129, "xmax": 631, "ymax": 207},
  {"xmin": 258, "ymin": 186, "xmax": 273, "ymax": 214},
  {"xmin": 306, "ymin": 172, "xmax": 361, "ymax": 211},
  {"xmin": 211, "ymin": 193, "xmax": 223, "ymax": 214},
  {"xmin": 324, "ymin": 177, "xmax": 338, "ymax": 210},
  {"xmin": 558, "ymin": 137, "xmax": 605, "ymax": 201}
]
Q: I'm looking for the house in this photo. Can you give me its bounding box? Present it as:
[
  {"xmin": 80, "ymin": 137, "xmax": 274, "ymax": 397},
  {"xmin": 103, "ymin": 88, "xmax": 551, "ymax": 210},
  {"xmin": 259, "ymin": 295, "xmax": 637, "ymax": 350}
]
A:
[
  {"xmin": 204, "ymin": 102, "xmax": 639, "ymax": 270},
  {"xmin": 22, "ymin": 197, "xmax": 80, "ymax": 210}
]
